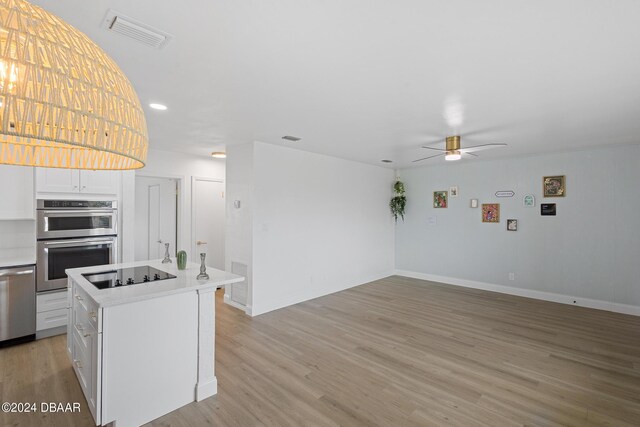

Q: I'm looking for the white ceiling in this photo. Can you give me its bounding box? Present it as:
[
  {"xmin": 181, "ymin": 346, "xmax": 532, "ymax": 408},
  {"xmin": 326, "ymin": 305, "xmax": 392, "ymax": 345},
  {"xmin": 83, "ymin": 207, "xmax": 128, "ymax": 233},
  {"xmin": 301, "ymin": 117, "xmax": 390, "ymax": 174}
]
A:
[{"xmin": 32, "ymin": 0, "xmax": 640, "ymax": 168}]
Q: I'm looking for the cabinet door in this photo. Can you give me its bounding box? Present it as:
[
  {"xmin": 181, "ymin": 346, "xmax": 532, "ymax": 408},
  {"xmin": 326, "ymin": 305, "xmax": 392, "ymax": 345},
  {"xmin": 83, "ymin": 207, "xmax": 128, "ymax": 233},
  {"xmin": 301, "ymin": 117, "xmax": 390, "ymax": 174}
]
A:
[
  {"xmin": 0, "ymin": 165, "xmax": 35, "ymax": 219},
  {"xmin": 36, "ymin": 168, "xmax": 80, "ymax": 193},
  {"xmin": 79, "ymin": 170, "xmax": 119, "ymax": 195}
]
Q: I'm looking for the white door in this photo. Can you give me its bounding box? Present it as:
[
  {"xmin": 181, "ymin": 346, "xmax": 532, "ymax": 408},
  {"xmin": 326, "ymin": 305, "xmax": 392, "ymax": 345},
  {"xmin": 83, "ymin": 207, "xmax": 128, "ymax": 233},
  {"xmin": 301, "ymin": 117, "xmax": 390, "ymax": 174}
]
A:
[
  {"xmin": 134, "ymin": 177, "xmax": 178, "ymax": 261},
  {"xmin": 192, "ymin": 179, "xmax": 225, "ymax": 269}
]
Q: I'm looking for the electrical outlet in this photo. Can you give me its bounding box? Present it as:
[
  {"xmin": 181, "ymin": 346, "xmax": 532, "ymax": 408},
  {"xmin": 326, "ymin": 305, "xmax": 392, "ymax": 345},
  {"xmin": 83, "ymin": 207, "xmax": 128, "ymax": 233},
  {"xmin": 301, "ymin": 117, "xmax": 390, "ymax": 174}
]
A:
[{"xmin": 508, "ymin": 273, "xmax": 515, "ymax": 281}]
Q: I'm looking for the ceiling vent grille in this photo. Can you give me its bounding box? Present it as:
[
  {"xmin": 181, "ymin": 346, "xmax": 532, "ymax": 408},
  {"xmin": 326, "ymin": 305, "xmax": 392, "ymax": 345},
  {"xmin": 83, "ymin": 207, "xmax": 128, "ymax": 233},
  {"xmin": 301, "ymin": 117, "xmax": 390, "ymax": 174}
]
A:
[{"xmin": 102, "ymin": 10, "xmax": 172, "ymax": 49}]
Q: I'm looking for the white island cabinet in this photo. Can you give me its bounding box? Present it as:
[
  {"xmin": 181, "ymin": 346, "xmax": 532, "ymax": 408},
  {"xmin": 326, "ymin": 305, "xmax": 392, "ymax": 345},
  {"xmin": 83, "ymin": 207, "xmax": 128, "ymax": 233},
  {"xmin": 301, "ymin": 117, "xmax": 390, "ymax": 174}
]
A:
[{"xmin": 66, "ymin": 260, "xmax": 243, "ymax": 427}]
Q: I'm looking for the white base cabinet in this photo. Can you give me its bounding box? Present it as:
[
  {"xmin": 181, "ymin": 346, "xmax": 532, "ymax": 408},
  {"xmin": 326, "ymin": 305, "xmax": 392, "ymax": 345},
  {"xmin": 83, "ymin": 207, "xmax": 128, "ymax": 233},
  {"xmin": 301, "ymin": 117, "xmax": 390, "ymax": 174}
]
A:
[
  {"xmin": 36, "ymin": 289, "xmax": 68, "ymax": 338},
  {"xmin": 36, "ymin": 168, "xmax": 119, "ymax": 195},
  {"xmin": 67, "ymin": 277, "xmax": 212, "ymax": 427}
]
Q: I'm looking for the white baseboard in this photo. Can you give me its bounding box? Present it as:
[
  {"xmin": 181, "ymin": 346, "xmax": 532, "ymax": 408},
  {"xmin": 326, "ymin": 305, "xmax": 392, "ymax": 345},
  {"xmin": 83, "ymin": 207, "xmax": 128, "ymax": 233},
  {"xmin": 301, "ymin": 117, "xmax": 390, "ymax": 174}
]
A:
[
  {"xmin": 250, "ymin": 270, "xmax": 394, "ymax": 317},
  {"xmin": 394, "ymin": 270, "xmax": 640, "ymax": 317},
  {"xmin": 195, "ymin": 377, "xmax": 218, "ymax": 402}
]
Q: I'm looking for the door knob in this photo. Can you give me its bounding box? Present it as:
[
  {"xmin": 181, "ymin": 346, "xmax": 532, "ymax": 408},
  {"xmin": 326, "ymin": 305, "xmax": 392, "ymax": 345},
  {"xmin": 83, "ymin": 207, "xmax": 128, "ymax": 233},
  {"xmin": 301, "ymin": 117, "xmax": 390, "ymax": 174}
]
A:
[
  {"xmin": 157, "ymin": 240, "xmax": 163, "ymax": 243},
  {"xmin": 196, "ymin": 241, "xmax": 207, "ymax": 245}
]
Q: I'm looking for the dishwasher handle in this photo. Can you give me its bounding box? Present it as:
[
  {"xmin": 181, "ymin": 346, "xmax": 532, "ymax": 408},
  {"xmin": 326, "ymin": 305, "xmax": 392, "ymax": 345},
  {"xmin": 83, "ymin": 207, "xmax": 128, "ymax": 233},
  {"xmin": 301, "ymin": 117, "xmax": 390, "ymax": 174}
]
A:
[{"xmin": 0, "ymin": 267, "xmax": 35, "ymax": 277}]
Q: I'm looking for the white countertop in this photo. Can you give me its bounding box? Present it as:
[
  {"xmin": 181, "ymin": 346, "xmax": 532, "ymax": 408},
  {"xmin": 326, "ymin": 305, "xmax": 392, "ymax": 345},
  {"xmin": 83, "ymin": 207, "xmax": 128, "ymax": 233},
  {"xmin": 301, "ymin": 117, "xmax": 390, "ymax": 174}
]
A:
[
  {"xmin": 0, "ymin": 247, "xmax": 36, "ymax": 269},
  {"xmin": 66, "ymin": 259, "xmax": 244, "ymax": 308}
]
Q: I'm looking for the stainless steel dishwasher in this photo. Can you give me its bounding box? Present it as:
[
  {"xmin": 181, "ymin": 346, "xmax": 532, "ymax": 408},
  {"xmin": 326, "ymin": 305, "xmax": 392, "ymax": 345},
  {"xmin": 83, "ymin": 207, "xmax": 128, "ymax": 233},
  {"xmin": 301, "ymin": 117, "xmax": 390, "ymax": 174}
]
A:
[{"xmin": 0, "ymin": 265, "xmax": 36, "ymax": 346}]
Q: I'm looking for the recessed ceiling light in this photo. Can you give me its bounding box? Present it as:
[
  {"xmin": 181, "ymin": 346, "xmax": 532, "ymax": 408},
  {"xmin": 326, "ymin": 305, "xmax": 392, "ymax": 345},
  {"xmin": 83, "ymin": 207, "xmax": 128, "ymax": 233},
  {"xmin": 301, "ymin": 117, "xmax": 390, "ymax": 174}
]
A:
[
  {"xmin": 149, "ymin": 103, "xmax": 167, "ymax": 110},
  {"xmin": 211, "ymin": 151, "xmax": 226, "ymax": 159},
  {"xmin": 381, "ymin": 159, "xmax": 393, "ymax": 163},
  {"xmin": 282, "ymin": 135, "xmax": 301, "ymax": 142}
]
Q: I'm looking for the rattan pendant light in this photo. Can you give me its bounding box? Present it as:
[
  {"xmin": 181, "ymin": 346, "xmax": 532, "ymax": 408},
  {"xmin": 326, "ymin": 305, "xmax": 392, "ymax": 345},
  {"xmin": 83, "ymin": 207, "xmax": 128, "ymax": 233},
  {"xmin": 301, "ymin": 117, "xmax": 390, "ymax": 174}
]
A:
[{"xmin": 0, "ymin": 0, "xmax": 148, "ymax": 169}]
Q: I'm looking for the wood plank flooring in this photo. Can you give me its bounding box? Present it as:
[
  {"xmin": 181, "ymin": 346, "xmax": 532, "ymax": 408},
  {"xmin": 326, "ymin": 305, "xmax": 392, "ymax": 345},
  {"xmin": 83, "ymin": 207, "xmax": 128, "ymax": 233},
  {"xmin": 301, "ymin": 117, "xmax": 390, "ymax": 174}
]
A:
[{"xmin": 2, "ymin": 276, "xmax": 640, "ymax": 426}]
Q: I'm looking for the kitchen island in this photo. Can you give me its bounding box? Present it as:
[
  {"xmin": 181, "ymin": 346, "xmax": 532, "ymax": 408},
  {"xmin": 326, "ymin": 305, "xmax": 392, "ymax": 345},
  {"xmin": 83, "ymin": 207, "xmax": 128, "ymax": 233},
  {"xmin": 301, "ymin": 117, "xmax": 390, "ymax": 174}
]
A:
[{"xmin": 66, "ymin": 259, "xmax": 244, "ymax": 427}]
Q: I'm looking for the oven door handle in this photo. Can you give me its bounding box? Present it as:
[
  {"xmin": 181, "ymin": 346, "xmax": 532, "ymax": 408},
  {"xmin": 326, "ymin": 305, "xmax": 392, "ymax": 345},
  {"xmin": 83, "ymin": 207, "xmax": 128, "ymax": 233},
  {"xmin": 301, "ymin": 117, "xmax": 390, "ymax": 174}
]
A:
[
  {"xmin": 43, "ymin": 239, "xmax": 115, "ymax": 248},
  {"xmin": 42, "ymin": 210, "xmax": 115, "ymax": 216}
]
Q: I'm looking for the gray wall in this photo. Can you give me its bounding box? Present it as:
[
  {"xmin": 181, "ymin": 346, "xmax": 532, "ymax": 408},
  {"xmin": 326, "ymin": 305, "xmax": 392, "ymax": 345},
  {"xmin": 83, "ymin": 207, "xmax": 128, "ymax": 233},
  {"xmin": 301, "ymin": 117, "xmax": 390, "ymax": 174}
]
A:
[{"xmin": 395, "ymin": 144, "xmax": 640, "ymax": 308}]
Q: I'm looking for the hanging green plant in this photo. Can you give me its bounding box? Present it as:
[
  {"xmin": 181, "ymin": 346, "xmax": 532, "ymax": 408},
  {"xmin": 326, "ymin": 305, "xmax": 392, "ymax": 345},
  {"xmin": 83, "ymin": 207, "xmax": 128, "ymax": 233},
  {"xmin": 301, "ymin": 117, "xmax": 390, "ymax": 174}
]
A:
[{"xmin": 390, "ymin": 180, "xmax": 406, "ymax": 222}]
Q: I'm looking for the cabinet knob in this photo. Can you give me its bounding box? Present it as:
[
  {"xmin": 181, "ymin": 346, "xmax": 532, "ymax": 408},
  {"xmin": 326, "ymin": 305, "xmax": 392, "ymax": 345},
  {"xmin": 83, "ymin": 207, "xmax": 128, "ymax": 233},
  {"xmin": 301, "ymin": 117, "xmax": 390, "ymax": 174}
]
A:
[
  {"xmin": 83, "ymin": 332, "xmax": 91, "ymax": 338},
  {"xmin": 75, "ymin": 324, "xmax": 84, "ymax": 331},
  {"xmin": 74, "ymin": 360, "xmax": 83, "ymax": 369},
  {"xmin": 75, "ymin": 295, "xmax": 83, "ymax": 301},
  {"xmin": 89, "ymin": 311, "xmax": 97, "ymax": 320}
]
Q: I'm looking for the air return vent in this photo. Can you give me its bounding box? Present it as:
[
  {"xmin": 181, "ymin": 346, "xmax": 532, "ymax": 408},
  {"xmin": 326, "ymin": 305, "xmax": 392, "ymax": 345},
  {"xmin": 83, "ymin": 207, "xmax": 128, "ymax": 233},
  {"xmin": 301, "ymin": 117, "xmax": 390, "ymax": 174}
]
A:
[{"xmin": 102, "ymin": 10, "xmax": 173, "ymax": 48}]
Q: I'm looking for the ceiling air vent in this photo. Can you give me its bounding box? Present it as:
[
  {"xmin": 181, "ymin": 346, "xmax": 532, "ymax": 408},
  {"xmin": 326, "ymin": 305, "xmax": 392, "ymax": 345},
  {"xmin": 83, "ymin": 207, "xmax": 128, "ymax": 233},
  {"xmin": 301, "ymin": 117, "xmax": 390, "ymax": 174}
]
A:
[{"xmin": 102, "ymin": 10, "xmax": 173, "ymax": 49}]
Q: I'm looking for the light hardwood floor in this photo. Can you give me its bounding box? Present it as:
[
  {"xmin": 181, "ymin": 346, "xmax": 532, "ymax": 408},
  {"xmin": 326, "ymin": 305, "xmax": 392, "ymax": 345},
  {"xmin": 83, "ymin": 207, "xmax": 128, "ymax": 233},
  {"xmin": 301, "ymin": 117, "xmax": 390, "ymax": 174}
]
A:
[{"xmin": 2, "ymin": 276, "xmax": 640, "ymax": 426}]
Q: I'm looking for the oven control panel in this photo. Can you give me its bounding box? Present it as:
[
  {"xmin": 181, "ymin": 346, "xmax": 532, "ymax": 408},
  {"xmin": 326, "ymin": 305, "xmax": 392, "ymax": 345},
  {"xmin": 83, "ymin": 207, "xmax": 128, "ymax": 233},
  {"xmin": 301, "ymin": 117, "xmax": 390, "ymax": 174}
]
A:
[{"xmin": 38, "ymin": 200, "xmax": 116, "ymax": 209}]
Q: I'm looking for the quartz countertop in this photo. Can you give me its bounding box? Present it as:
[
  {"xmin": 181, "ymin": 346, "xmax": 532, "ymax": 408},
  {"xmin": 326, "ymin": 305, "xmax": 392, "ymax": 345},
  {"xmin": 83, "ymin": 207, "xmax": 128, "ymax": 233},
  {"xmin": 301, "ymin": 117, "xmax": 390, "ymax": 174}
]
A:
[
  {"xmin": 66, "ymin": 259, "xmax": 244, "ymax": 308},
  {"xmin": 0, "ymin": 247, "xmax": 36, "ymax": 269}
]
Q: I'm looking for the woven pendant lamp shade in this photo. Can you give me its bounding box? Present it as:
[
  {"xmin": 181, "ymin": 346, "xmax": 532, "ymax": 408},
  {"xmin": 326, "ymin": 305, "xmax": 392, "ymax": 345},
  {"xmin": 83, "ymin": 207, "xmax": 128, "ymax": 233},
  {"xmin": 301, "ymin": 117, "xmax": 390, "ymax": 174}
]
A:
[{"xmin": 0, "ymin": 0, "xmax": 148, "ymax": 169}]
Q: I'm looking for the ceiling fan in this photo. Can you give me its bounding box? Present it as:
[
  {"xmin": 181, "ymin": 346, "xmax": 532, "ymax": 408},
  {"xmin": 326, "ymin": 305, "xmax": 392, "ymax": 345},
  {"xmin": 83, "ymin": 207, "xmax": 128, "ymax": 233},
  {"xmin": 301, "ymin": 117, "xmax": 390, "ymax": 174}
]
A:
[{"xmin": 413, "ymin": 135, "xmax": 507, "ymax": 163}]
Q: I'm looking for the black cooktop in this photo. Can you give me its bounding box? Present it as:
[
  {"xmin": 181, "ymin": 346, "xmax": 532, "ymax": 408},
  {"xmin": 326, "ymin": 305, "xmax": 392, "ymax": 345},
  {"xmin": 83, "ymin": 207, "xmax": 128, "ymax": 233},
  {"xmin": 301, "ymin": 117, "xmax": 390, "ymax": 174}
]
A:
[{"xmin": 82, "ymin": 266, "xmax": 177, "ymax": 290}]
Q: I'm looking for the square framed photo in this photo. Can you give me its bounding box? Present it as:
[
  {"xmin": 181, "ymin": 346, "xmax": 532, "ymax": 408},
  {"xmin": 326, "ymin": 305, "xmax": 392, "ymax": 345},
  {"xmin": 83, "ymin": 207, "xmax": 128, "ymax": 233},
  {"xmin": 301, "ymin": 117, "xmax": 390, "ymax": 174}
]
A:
[
  {"xmin": 507, "ymin": 219, "xmax": 518, "ymax": 231},
  {"xmin": 482, "ymin": 203, "xmax": 500, "ymax": 223},
  {"xmin": 449, "ymin": 186, "xmax": 458, "ymax": 197},
  {"xmin": 433, "ymin": 191, "xmax": 448, "ymax": 208},
  {"xmin": 543, "ymin": 175, "xmax": 565, "ymax": 197}
]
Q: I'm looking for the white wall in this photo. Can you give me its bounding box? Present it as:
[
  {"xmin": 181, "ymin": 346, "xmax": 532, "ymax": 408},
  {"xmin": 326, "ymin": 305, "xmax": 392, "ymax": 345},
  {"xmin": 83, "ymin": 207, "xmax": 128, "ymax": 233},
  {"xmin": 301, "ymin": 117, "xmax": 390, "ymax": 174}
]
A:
[
  {"xmin": 224, "ymin": 143, "xmax": 255, "ymax": 309},
  {"xmin": 121, "ymin": 148, "xmax": 225, "ymax": 263},
  {"xmin": 235, "ymin": 142, "xmax": 395, "ymax": 316},
  {"xmin": 395, "ymin": 144, "xmax": 640, "ymax": 314}
]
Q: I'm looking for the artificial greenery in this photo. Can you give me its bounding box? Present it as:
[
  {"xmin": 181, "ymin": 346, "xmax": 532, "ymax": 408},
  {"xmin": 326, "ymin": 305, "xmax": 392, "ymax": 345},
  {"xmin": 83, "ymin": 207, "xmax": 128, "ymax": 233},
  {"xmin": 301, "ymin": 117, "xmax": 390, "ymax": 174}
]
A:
[{"xmin": 390, "ymin": 180, "xmax": 407, "ymax": 223}]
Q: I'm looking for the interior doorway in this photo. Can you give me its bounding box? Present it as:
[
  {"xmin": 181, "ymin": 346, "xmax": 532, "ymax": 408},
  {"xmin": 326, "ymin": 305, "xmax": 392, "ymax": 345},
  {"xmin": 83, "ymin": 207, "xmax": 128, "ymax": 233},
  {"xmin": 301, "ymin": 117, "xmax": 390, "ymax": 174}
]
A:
[
  {"xmin": 134, "ymin": 176, "xmax": 178, "ymax": 261},
  {"xmin": 192, "ymin": 177, "xmax": 225, "ymax": 269}
]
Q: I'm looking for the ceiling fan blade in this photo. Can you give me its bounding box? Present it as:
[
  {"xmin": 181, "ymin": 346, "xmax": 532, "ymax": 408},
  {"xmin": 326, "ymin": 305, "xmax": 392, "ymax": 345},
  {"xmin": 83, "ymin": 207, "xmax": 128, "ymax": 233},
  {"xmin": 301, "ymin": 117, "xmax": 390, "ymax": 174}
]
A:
[
  {"xmin": 461, "ymin": 126, "xmax": 509, "ymax": 138},
  {"xmin": 459, "ymin": 143, "xmax": 507, "ymax": 153},
  {"xmin": 462, "ymin": 152, "xmax": 478, "ymax": 157},
  {"xmin": 420, "ymin": 146, "xmax": 447, "ymax": 151},
  {"xmin": 412, "ymin": 153, "xmax": 445, "ymax": 162}
]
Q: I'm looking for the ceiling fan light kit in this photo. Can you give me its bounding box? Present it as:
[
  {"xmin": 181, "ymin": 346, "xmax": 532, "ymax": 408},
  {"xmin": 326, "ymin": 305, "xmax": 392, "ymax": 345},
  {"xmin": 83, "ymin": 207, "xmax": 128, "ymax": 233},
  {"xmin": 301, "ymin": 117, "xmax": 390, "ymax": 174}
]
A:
[{"xmin": 414, "ymin": 135, "xmax": 507, "ymax": 163}]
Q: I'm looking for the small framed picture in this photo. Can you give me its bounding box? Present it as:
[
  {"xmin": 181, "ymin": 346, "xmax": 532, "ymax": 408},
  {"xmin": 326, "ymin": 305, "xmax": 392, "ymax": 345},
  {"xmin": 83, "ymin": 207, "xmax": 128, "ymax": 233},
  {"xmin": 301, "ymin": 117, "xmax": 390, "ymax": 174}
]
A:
[
  {"xmin": 470, "ymin": 199, "xmax": 478, "ymax": 208},
  {"xmin": 507, "ymin": 219, "xmax": 518, "ymax": 231},
  {"xmin": 449, "ymin": 186, "xmax": 458, "ymax": 197},
  {"xmin": 543, "ymin": 175, "xmax": 565, "ymax": 197},
  {"xmin": 541, "ymin": 203, "xmax": 556, "ymax": 216},
  {"xmin": 523, "ymin": 194, "xmax": 535, "ymax": 207},
  {"xmin": 482, "ymin": 203, "xmax": 500, "ymax": 223},
  {"xmin": 433, "ymin": 191, "xmax": 448, "ymax": 208}
]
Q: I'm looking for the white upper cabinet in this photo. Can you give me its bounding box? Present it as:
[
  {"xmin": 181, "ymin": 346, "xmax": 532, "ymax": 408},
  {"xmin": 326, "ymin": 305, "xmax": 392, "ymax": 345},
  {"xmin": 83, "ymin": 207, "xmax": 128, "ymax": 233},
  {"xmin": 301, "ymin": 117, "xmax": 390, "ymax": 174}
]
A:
[
  {"xmin": 36, "ymin": 168, "xmax": 119, "ymax": 196},
  {"xmin": 79, "ymin": 170, "xmax": 119, "ymax": 195},
  {"xmin": 35, "ymin": 168, "xmax": 80, "ymax": 193},
  {"xmin": 0, "ymin": 165, "xmax": 35, "ymax": 219}
]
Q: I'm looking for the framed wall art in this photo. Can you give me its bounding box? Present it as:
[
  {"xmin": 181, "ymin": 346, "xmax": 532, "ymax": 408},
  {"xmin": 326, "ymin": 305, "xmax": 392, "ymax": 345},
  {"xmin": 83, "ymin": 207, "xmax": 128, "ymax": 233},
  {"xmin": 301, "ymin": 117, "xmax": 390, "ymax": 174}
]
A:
[
  {"xmin": 541, "ymin": 203, "xmax": 556, "ymax": 216},
  {"xmin": 523, "ymin": 194, "xmax": 535, "ymax": 207},
  {"xmin": 449, "ymin": 186, "xmax": 458, "ymax": 197},
  {"xmin": 507, "ymin": 219, "xmax": 518, "ymax": 231},
  {"xmin": 482, "ymin": 203, "xmax": 500, "ymax": 223},
  {"xmin": 543, "ymin": 175, "xmax": 565, "ymax": 197},
  {"xmin": 470, "ymin": 199, "xmax": 478, "ymax": 208},
  {"xmin": 433, "ymin": 191, "xmax": 448, "ymax": 208}
]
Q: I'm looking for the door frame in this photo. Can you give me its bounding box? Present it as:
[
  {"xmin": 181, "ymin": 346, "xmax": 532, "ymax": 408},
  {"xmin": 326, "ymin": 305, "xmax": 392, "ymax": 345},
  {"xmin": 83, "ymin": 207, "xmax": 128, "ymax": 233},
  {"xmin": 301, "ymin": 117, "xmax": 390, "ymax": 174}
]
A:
[
  {"xmin": 190, "ymin": 176, "xmax": 225, "ymax": 267},
  {"xmin": 135, "ymin": 172, "xmax": 184, "ymax": 258}
]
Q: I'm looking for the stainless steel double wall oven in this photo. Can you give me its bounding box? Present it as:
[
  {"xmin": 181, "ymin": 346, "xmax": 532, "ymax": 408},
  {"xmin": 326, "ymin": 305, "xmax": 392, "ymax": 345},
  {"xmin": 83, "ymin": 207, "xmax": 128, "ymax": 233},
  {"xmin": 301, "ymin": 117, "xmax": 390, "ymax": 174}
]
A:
[{"xmin": 36, "ymin": 200, "xmax": 117, "ymax": 292}]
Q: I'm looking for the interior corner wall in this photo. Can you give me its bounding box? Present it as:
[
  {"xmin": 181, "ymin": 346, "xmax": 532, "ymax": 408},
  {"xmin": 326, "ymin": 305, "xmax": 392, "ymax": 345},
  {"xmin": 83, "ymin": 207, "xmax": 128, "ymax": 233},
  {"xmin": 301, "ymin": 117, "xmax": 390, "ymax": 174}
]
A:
[
  {"xmin": 395, "ymin": 144, "xmax": 640, "ymax": 314},
  {"xmin": 121, "ymin": 148, "xmax": 226, "ymax": 263},
  {"xmin": 248, "ymin": 142, "xmax": 395, "ymax": 316},
  {"xmin": 224, "ymin": 143, "xmax": 255, "ymax": 310}
]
